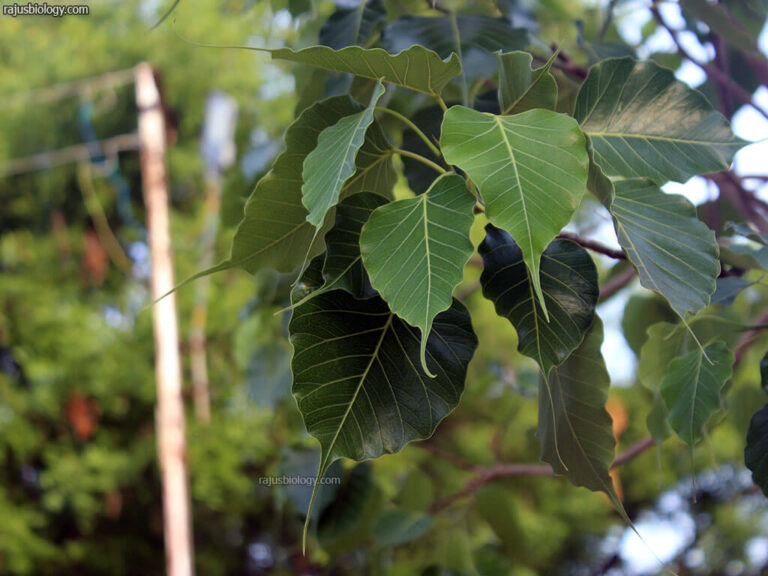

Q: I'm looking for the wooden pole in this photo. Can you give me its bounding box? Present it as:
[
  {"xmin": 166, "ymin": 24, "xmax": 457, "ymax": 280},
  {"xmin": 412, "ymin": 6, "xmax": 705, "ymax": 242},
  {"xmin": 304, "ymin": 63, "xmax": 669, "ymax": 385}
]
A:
[
  {"xmin": 188, "ymin": 172, "xmax": 219, "ymax": 424},
  {"xmin": 135, "ymin": 62, "xmax": 195, "ymax": 576}
]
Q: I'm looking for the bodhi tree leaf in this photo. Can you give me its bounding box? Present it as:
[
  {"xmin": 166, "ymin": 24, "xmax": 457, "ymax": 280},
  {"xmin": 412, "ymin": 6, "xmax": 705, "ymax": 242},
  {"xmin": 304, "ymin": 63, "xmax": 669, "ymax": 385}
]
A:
[
  {"xmin": 611, "ymin": 179, "xmax": 720, "ymax": 319},
  {"xmin": 318, "ymin": 0, "xmax": 386, "ymax": 50},
  {"xmin": 228, "ymin": 95, "xmax": 394, "ymax": 275},
  {"xmin": 496, "ymin": 50, "xmax": 558, "ymax": 114},
  {"xmin": 381, "ymin": 14, "xmax": 528, "ymax": 80},
  {"xmin": 479, "ymin": 225, "xmax": 598, "ymax": 375},
  {"xmin": 574, "ymin": 57, "xmax": 746, "ymax": 183},
  {"xmin": 538, "ymin": 317, "xmax": 620, "ymax": 501},
  {"xmin": 661, "ymin": 341, "xmax": 734, "ymax": 445},
  {"xmin": 746, "ymin": 403, "xmax": 768, "ymax": 496},
  {"xmin": 441, "ymin": 106, "xmax": 589, "ymax": 317},
  {"xmin": 621, "ymin": 294, "xmax": 677, "ymax": 356},
  {"xmin": 360, "ymin": 174, "xmax": 475, "ymax": 376},
  {"xmin": 255, "ymin": 44, "xmax": 461, "ymax": 97},
  {"xmin": 289, "ymin": 290, "xmax": 477, "ymax": 543},
  {"xmin": 302, "ymin": 81, "xmax": 385, "ymax": 229}
]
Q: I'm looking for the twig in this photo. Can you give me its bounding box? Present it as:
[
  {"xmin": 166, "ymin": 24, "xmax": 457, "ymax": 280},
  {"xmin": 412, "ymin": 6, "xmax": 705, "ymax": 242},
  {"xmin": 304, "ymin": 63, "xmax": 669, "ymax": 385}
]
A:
[
  {"xmin": 430, "ymin": 436, "xmax": 656, "ymax": 514},
  {"xmin": 733, "ymin": 308, "xmax": 768, "ymax": 367},
  {"xmin": 558, "ymin": 231, "xmax": 626, "ymax": 260},
  {"xmin": 393, "ymin": 148, "xmax": 446, "ymax": 174},
  {"xmin": 551, "ymin": 45, "xmax": 588, "ymax": 80},
  {"xmin": 598, "ymin": 267, "xmax": 636, "ymax": 303}
]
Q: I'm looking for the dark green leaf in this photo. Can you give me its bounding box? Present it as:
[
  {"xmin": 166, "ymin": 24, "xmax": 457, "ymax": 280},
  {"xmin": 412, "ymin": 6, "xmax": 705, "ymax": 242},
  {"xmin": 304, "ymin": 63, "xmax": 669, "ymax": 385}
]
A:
[
  {"xmin": 761, "ymin": 351, "xmax": 768, "ymax": 393},
  {"xmin": 496, "ymin": 50, "xmax": 557, "ymax": 114},
  {"xmin": 290, "ymin": 289, "xmax": 477, "ymax": 509},
  {"xmin": 302, "ymin": 81, "xmax": 386, "ymax": 228},
  {"xmin": 712, "ymin": 276, "xmax": 754, "ymax": 306},
  {"xmin": 746, "ymin": 403, "xmax": 768, "ymax": 496},
  {"xmin": 611, "ymin": 179, "xmax": 719, "ymax": 319},
  {"xmin": 400, "ymin": 106, "xmax": 444, "ymax": 193},
  {"xmin": 479, "ymin": 225, "xmax": 598, "ymax": 375},
  {"xmin": 322, "ymin": 193, "xmax": 390, "ymax": 300},
  {"xmin": 538, "ymin": 317, "xmax": 619, "ymax": 498},
  {"xmin": 360, "ymin": 174, "xmax": 475, "ymax": 375},
  {"xmin": 441, "ymin": 106, "xmax": 589, "ymax": 317},
  {"xmin": 574, "ymin": 58, "xmax": 746, "ymax": 183},
  {"xmin": 319, "ymin": 0, "xmax": 386, "ymax": 50},
  {"xmin": 661, "ymin": 341, "xmax": 734, "ymax": 445},
  {"xmin": 381, "ymin": 15, "xmax": 528, "ymax": 80}
]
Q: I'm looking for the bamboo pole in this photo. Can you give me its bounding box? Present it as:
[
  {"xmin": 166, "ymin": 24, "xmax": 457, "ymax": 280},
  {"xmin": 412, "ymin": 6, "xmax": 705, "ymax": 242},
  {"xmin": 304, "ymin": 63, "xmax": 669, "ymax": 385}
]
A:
[{"xmin": 135, "ymin": 62, "xmax": 195, "ymax": 576}]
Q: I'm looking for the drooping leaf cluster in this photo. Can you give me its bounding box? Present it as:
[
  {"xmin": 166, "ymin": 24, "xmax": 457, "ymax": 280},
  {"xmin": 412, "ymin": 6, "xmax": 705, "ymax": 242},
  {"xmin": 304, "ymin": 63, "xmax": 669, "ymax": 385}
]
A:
[{"xmin": 201, "ymin": 0, "xmax": 767, "ymax": 542}]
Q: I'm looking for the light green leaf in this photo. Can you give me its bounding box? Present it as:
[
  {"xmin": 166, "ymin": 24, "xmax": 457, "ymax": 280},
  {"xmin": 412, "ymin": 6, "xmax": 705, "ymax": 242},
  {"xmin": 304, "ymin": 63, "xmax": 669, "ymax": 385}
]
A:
[
  {"xmin": 360, "ymin": 174, "xmax": 475, "ymax": 376},
  {"xmin": 611, "ymin": 179, "xmax": 720, "ymax": 319},
  {"xmin": 302, "ymin": 81, "xmax": 386, "ymax": 229},
  {"xmin": 661, "ymin": 341, "xmax": 734, "ymax": 445},
  {"xmin": 538, "ymin": 317, "xmax": 619, "ymax": 499},
  {"xmin": 441, "ymin": 106, "xmax": 589, "ymax": 317},
  {"xmin": 496, "ymin": 50, "xmax": 558, "ymax": 114},
  {"xmin": 290, "ymin": 290, "xmax": 477, "ymax": 541},
  {"xmin": 479, "ymin": 224, "xmax": 598, "ymax": 375},
  {"xmin": 621, "ymin": 294, "xmax": 677, "ymax": 356},
  {"xmin": 266, "ymin": 44, "xmax": 461, "ymax": 97},
  {"xmin": 229, "ymin": 96, "xmax": 393, "ymax": 275},
  {"xmin": 574, "ymin": 57, "xmax": 746, "ymax": 183},
  {"xmin": 638, "ymin": 322, "xmax": 683, "ymax": 444}
]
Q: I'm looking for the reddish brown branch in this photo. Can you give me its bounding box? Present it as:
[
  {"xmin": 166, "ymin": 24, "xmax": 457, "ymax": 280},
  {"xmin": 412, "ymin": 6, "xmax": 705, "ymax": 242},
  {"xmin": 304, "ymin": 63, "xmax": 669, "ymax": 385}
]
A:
[
  {"xmin": 598, "ymin": 267, "xmax": 636, "ymax": 303},
  {"xmin": 430, "ymin": 436, "xmax": 655, "ymax": 514},
  {"xmin": 558, "ymin": 231, "xmax": 626, "ymax": 260},
  {"xmin": 651, "ymin": 7, "xmax": 768, "ymax": 121}
]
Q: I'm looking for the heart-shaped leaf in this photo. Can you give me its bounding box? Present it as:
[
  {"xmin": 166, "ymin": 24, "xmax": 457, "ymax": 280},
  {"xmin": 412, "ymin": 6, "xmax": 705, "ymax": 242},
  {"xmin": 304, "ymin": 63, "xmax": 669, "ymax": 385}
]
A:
[
  {"xmin": 496, "ymin": 50, "xmax": 558, "ymax": 114},
  {"xmin": 302, "ymin": 81, "xmax": 386, "ymax": 229},
  {"xmin": 290, "ymin": 289, "xmax": 477, "ymax": 536},
  {"xmin": 661, "ymin": 341, "xmax": 734, "ymax": 445},
  {"xmin": 479, "ymin": 224, "xmax": 598, "ymax": 375},
  {"xmin": 611, "ymin": 179, "xmax": 720, "ymax": 319},
  {"xmin": 360, "ymin": 174, "xmax": 475, "ymax": 375},
  {"xmin": 574, "ymin": 57, "xmax": 746, "ymax": 183},
  {"xmin": 538, "ymin": 316, "xmax": 619, "ymax": 499},
  {"xmin": 441, "ymin": 106, "xmax": 589, "ymax": 317}
]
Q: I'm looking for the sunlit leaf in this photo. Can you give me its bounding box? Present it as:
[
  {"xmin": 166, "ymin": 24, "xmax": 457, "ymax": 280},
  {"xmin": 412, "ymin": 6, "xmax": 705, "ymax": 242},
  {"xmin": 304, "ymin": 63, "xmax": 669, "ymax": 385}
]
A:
[
  {"xmin": 574, "ymin": 57, "xmax": 746, "ymax": 183},
  {"xmin": 302, "ymin": 81, "xmax": 386, "ymax": 228},
  {"xmin": 611, "ymin": 179, "xmax": 719, "ymax": 319},
  {"xmin": 360, "ymin": 174, "xmax": 475, "ymax": 375},
  {"xmin": 441, "ymin": 106, "xmax": 589, "ymax": 316}
]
